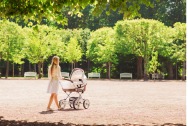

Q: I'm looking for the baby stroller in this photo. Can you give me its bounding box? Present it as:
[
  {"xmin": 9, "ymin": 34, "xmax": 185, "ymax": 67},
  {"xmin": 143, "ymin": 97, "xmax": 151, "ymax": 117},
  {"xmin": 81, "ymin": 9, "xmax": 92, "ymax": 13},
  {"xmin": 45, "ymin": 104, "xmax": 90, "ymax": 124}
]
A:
[{"xmin": 59, "ymin": 68, "xmax": 90, "ymax": 110}]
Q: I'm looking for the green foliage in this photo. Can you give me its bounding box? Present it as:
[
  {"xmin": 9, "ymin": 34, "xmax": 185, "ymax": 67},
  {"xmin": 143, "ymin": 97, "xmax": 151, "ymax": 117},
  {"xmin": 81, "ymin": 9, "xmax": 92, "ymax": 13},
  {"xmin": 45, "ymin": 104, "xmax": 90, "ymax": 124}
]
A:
[
  {"xmin": 159, "ymin": 22, "xmax": 186, "ymax": 63},
  {"xmin": 0, "ymin": 0, "xmax": 155, "ymax": 24},
  {"xmin": 24, "ymin": 25, "xmax": 64, "ymax": 64},
  {"xmin": 59, "ymin": 29, "xmax": 72, "ymax": 45},
  {"xmin": 178, "ymin": 67, "xmax": 183, "ymax": 77},
  {"xmin": 115, "ymin": 19, "xmax": 169, "ymax": 76},
  {"xmin": 71, "ymin": 28, "xmax": 91, "ymax": 56},
  {"xmin": 148, "ymin": 51, "xmax": 160, "ymax": 74},
  {"xmin": 115, "ymin": 19, "xmax": 168, "ymax": 56},
  {"xmin": 0, "ymin": 14, "xmax": 186, "ymax": 79},
  {"xmin": 90, "ymin": 67, "xmax": 103, "ymax": 73},
  {"xmin": 87, "ymin": 27, "xmax": 117, "ymax": 78},
  {"xmin": 139, "ymin": 0, "xmax": 186, "ymax": 26},
  {"xmin": 87, "ymin": 27, "xmax": 117, "ymax": 64},
  {"xmin": 0, "ymin": 20, "xmax": 25, "ymax": 64},
  {"xmin": 64, "ymin": 37, "xmax": 82, "ymax": 64},
  {"xmin": 47, "ymin": 28, "xmax": 66, "ymax": 59},
  {"xmin": 63, "ymin": 5, "xmax": 123, "ymax": 30},
  {"xmin": 172, "ymin": 22, "xmax": 186, "ymax": 62}
]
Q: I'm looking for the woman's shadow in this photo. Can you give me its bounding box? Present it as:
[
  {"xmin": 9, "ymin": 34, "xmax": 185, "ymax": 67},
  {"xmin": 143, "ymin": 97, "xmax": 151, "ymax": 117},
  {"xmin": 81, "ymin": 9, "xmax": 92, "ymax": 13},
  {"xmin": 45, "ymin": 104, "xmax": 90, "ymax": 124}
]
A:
[
  {"xmin": 39, "ymin": 110, "xmax": 55, "ymax": 114},
  {"xmin": 39, "ymin": 108, "xmax": 82, "ymax": 114}
]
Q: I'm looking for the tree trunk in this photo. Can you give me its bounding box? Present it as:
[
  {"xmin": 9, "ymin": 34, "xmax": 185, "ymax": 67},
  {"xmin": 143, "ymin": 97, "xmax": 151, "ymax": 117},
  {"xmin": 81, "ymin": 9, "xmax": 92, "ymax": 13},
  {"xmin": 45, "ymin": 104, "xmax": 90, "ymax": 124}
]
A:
[
  {"xmin": 19, "ymin": 65, "xmax": 21, "ymax": 77},
  {"xmin": 41, "ymin": 62, "xmax": 44, "ymax": 75},
  {"xmin": 176, "ymin": 63, "xmax": 178, "ymax": 80},
  {"xmin": 143, "ymin": 55, "xmax": 149, "ymax": 81},
  {"xmin": 5, "ymin": 60, "xmax": 9, "ymax": 79},
  {"xmin": 137, "ymin": 56, "xmax": 143, "ymax": 79},
  {"xmin": 106, "ymin": 62, "xmax": 111, "ymax": 79},
  {"xmin": 34, "ymin": 64, "xmax": 37, "ymax": 72},
  {"xmin": 21, "ymin": 64, "xmax": 24, "ymax": 76},
  {"xmin": 87, "ymin": 59, "xmax": 90, "ymax": 72},
  {"xmin": 71, "ymin": 62, "xmax": 73, "ymax": 71},
  {"xmin": 106, "ymin": 63, "xmax": 108, "ymax": 78},
  {"xmin": 168, "ymin": 62, "xmax": 173, "ymax": 79},
  {"xmin": 109, "ymin": 62, "xmax": 111, "ymax": 79},
  {"xmin": 182, "ymin": 61, "xmax": 186, "ymax": 80},
  {"xmin": 12, "ymin": 63, "xmax": 14, "ymax": 77},
  {"xmin": 74, "ymin": 62, "xmax": 76, "ymax": 68},
  {"xmin": 75, "ymin": 62, "xmax": 77, "ymax": 68},
  {"xmin": 143, "ymin": 40, "xmax": 149, "ymax": 81},
  {"xmin": 29, "ymin": 62, "xmax": 31, "ymax": 71},
  {"xmin": 38, "ymin": 62, "xmax": 42, "ymax": 79},
  {"xmin": 0, "ymin": 53, "xmax": 1, "ymax": 78}
]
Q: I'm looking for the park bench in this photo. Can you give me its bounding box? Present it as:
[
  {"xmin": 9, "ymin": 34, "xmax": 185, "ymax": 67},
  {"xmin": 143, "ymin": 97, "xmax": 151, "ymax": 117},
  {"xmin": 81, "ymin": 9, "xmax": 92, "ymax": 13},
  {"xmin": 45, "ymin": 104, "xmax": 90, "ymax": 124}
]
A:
[
  {"xmin": 88, "ymin": 73, "xmax": 100, "ymax": 78},
  {"xmin": 61, "ymin": 72, "xmax": 70, "ymax": 78},
  {"xmin": 120, "ymin": 73, "xmax": 132, "ymax": 79},
  {"xmin": 24, "ymin": 72, "xmax": 37, "ymax": 79},
  {"xmin": 152, "ymin": 73, "xmax": 164, "ymax": 80}
]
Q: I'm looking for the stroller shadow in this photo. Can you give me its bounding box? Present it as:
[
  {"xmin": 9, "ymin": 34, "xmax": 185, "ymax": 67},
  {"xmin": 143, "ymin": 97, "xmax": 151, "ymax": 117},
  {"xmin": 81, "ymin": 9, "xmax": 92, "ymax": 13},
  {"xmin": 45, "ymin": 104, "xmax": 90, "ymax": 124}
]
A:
[{"xmin": 61, "ymin": 108, "xmax": 84, "ymax": 112}]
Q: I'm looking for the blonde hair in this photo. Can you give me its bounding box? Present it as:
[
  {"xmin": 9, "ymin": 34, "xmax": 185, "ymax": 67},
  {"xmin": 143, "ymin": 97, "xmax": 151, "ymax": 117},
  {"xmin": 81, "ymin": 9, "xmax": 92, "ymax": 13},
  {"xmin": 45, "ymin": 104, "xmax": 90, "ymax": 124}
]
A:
[{"xmin": 50, "ymin": 56, "xmax": 60, "ymax": 75}]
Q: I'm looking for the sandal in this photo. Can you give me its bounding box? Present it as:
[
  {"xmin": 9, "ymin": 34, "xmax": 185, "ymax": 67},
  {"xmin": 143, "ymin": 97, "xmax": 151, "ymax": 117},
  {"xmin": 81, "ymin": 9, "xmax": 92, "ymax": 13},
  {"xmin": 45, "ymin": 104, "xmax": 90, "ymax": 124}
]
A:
[
  {"xmin": 47, "ymin": 108, "xmax": 53, "ymax": 111},
  {"xmin": 58, "ymin": 107, "xmax": 63, "ymax": 111}
]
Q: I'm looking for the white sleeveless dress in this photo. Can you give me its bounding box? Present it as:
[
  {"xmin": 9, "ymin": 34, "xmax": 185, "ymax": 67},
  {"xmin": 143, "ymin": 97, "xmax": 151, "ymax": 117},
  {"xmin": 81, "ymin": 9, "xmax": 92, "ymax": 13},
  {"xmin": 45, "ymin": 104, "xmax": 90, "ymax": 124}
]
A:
[{"xmin": 47, "ymin": 65, "xmax": 62, "ymax": 94}]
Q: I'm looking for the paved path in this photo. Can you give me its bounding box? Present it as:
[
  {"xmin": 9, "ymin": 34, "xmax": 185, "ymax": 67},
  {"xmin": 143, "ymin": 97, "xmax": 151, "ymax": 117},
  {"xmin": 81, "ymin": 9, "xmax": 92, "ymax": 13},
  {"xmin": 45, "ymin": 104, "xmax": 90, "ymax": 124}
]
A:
[{"xmin": 0, "ymin": 79, "xmax": 186, "ymax": 126}]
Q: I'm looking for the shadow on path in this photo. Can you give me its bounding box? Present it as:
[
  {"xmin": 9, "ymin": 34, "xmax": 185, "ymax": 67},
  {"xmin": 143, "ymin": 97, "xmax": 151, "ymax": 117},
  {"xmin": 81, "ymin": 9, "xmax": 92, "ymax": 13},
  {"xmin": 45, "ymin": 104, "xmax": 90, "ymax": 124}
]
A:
[
  {"xmin": 39, "ymin": 110, "xmax": 55, "ymax": 114},
  {"xmin": 0, "ymin": 116, "xmax": 185, "ymax": 126},
  {"xmin": 39, "ymin": 108, "xmax": 83, "ymax": 114}
]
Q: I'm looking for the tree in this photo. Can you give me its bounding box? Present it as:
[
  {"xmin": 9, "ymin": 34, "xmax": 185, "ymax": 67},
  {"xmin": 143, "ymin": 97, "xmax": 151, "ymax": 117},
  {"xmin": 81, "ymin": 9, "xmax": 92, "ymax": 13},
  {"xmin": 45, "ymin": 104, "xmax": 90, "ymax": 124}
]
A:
[
  {"xmin": 171, "ymin": 22, "xmax": 186, "ymax": 80},
  {"xmin": 148, "ymin": 51, "xmax": 160, "ymax": 75},
  {"xmin": 0, "ymin": 0, "xmax": 156, "ymax": 24},
  {"xmin": 64, "ymin": 37, "xmax": 83, "ymax": 71},
  {"xmin": 115, "ymin": 19, "xmax": 169, "ymax": 80},
  {"xmin": 157, "ymin": 23, "xmax": 186, "ymax": 80},
  {"xmin": 139, "ymin": 0, "xmax": 186, "ymax": 26},
  {"xmin": 63, "ymin": 5, "xmax": 123, "ymax": 30},
  {"xmin": 87, "ymin": 27, "xmax": 117, "ymax": 79},
  {"xmin": 71, "ymin": 29, "xmax": 91, "ymax": 56},
  {"xmin": 0, "ymin": 20, "xmax": 25, "ymax": 78},
  {"xmin": 24, "ymin": 25, "xmax": 64, "ymax": 78},
  {"xmin": 47, "ymin": 28, "xmax": 66, "ymax": 58}
]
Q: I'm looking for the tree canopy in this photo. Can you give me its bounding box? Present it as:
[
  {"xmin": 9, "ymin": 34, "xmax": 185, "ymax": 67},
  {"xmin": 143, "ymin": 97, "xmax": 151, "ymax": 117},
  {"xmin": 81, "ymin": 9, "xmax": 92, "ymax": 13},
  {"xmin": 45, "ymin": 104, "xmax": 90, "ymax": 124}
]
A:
[
  {"xmin": 87, "ymin": 27, "xmax": 117, "ymax": 78},
  {"xmin": 0, "ymin": 20, "xmax": 25, "ymax": 78},
  {"xmin": 0, "ymin": 0, "xmax": 157, "ymax": 24},
  {"xmin": 0, "ymin": 0, "xmax": 186, "ymax": 80},
  {"xmin": 114, "ymin": 19, "xmax": 171, "ymax": 79}
]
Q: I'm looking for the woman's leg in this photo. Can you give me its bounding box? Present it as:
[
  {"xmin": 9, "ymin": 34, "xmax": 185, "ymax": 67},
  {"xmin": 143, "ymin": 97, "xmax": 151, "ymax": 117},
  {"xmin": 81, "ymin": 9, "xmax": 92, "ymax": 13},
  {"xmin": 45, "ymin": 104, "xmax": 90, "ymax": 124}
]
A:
[
  {"xmin": 54, "ymin": 94, "xmax": 60, "ymax": 109},
  {"xmin": 47, "ymin": 93, "xmax": 54, "ymax": 109}
]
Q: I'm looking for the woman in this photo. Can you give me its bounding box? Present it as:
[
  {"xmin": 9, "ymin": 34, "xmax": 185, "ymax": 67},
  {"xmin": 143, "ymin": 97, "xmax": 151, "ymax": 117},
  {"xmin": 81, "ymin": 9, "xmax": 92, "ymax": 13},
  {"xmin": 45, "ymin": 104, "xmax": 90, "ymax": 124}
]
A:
[{"xmin": 47, "ymin": 56, "xmax": 63, "ymax": 111}]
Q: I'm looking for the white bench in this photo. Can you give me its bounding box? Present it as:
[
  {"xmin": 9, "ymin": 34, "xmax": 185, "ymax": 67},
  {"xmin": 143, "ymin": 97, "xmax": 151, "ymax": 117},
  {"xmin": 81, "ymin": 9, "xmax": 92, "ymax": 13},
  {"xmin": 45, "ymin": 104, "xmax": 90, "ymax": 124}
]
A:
[
  {"xmin": 120, "ymin": 73, "xmax": 132, "ymax": 79},
  {"xmin": 24, "ymin": 72, "xmax": 37, "ymax": 79},
  {"xmin": 61, "ymin": 72, "xmax": 70, "ymax": 78},
  {"xmin": 88, "ymin": 73, "xmax": 100, "ymax": 78},
  {"xmin": 152, "ymin": 73, "xmax": 164, "ymax": 79}
]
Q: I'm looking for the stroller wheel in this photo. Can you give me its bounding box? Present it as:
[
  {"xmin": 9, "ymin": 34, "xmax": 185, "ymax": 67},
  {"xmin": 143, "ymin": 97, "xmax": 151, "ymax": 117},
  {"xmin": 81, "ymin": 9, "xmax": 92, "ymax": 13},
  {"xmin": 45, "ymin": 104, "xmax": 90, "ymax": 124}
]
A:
[
  {"xmin": 59, "ymin": 99, "xmax": 66, "ymax": 109},
  {"xmin": 73, "ymin": 99, "xmax": 80, "ymax": 109},
  {"xmin": 83, "ymin": 99, "xmax": 90, "ymax": 109},
  {"xmin": 69, "ymin": 97, "xmax": 77, "ymax": 108},
  {"xmin": 70, "ymin": 104, "xmax": 73, "ymax": 108}
]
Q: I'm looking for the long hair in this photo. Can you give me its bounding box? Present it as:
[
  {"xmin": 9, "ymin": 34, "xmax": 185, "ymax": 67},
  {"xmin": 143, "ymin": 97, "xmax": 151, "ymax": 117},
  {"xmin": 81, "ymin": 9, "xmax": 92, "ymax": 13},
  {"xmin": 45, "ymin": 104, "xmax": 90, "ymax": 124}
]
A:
[{"xmin": 50, "ymin": 56, "xmax": 59, "ymax": 75}]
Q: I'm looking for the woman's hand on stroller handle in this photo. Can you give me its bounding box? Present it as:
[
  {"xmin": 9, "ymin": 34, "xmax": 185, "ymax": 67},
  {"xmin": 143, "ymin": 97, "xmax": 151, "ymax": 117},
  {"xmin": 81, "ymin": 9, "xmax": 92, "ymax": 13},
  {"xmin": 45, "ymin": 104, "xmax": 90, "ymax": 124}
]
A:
[{"xmin": 64, "ymin": 78, "xmax": 73, "ymax": 83}]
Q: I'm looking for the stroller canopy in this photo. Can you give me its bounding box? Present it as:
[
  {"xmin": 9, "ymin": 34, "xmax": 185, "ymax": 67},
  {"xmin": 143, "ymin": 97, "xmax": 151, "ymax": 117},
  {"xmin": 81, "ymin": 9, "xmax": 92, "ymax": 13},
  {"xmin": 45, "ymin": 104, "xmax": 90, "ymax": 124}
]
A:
[{"xmin": 70, "ymin": 68, "xmax": 87, "ymax": 85}]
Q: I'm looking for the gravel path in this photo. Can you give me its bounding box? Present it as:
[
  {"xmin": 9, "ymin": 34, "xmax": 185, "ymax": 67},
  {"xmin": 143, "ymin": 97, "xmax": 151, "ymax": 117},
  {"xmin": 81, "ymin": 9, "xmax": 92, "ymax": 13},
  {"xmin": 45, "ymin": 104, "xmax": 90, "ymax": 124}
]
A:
[{"xmin": 0, "ymin": 79, "xmax": 186, "ymax": 126}]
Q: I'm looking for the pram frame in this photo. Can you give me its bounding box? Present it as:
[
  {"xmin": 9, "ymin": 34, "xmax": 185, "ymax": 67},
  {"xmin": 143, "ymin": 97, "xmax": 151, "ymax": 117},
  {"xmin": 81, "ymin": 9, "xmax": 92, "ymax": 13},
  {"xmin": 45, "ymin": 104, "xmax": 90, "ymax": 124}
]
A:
[{"xmin": 59, "ymin": 68, "xmax": 90, "ymax": 110}]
